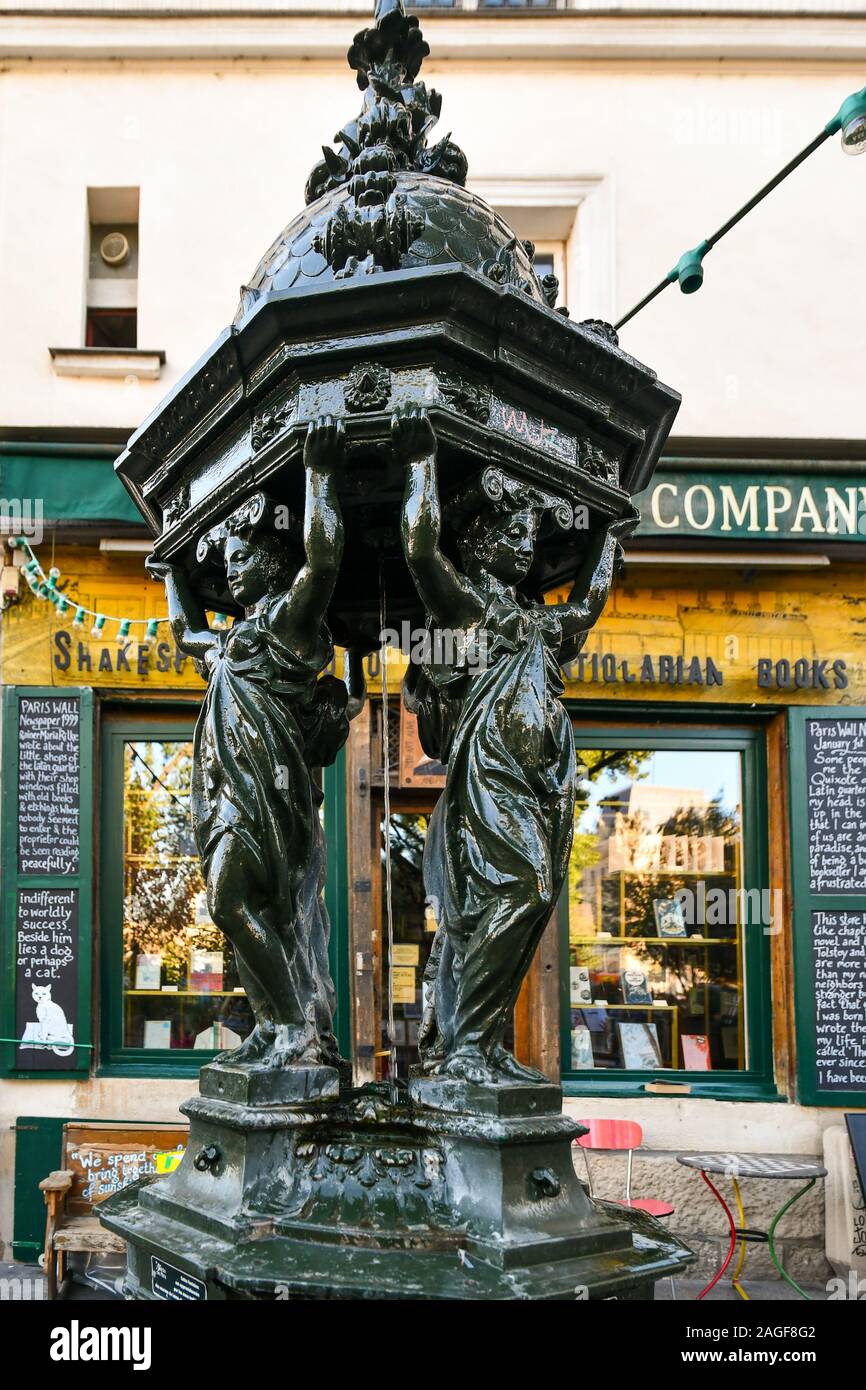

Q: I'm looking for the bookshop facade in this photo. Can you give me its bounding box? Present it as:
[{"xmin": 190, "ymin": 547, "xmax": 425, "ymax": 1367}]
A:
[
  {"xmin": 2, "ymin": 455, "xmax": 866, "ymax": 1276},
  {"xmin": 346, "ymin": 461, "xmax": 866, "ymax": 1113}
]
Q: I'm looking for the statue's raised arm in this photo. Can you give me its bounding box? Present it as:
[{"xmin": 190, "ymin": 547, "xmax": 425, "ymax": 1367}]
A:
[
  {"xmin": 395, "ymin": 406, "xmax": 483, "ymax": 633},
  {"xmin": 266, "ymin": 415, "xmax": 346, "ymax": 662},
  {"xmin": 552, "ymin": 505, "xmax": 641, "ymax": 664},
  {"xmin": 146, "ymin": 556, "xmax": 217, "ymax": 663}
]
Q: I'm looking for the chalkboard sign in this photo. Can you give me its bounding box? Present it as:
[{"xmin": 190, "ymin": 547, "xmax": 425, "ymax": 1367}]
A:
[
  {"xmin": 2, "ymin": 687, "xmax": 92, "ymax": 1079},
  {"xmin": 17, "ymin": 696, "xmax": 81, "ymax": 876},
  {"xmin": 806, "ymin": 716, "xmax": 866, "ymax": 894},
  {"xmin": 812, "ymin": 909, "xmax": 866, "ymax": 1091},
  {"xmin": 791, "ymin": 708, "xmax": 866, "ymax": 1107},
  {"xmin": 15, "ymin": 887, "xmax": 79, "ymax": 1072}
]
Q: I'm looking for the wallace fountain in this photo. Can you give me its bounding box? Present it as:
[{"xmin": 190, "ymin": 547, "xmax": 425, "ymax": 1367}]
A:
[{"xmin": 100, "ymin": 0, "xmax": 693, "ymax": 1299}]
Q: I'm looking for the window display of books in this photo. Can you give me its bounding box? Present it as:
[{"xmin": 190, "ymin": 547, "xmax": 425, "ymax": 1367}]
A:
[
  {"xmin": 134, "ymin": 953, "xmax": 162, "ymax": 991},
  {"xmin": 617, "ymin": 1021, "xmax": 663, "ymax": 1070},
  {"xmin": 653, "ymin": 898, "xmax": 688, "ymax": 937},
  {"xmin": 620, "ymin": 967, "xmax": 653, "ymax": 1004},
  {"xmin": 681, "ymin": 1033, "xmax": 712, "ymax": 1070},
  {"xmin": 189, "ymin": 949, "xmax": 224, "ymax": 994},
  {"xmin": 570, "ymin": 1025, "xmax": 594, "ymax": 1069},
  {"xmin": 570, "ymin": 966, "xmax": 592, "ymax": 1006}
]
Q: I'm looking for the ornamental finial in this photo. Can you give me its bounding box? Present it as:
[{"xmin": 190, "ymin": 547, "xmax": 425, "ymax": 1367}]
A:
[{"xmin": 304, "ymin": 0, "xmax": 467, "ymax": 211}]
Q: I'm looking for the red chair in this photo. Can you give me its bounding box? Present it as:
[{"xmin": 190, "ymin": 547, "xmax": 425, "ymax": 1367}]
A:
[
  {"xmin": 575, "ymin": 1118, "xmax": 674, "ymax": 1218},
  {"xmin": 575, "ymin": 1118, "xmax": 678, "ymax": 1299}
]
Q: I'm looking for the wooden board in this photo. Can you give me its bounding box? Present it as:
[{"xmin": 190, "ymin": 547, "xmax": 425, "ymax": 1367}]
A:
[{"xmin": 61, "ymin": 1122, "xmax": 187, "ymax": 1215}]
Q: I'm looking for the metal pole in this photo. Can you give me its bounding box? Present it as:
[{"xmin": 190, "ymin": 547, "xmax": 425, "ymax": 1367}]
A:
[{"xmin": 614, "ymin": 128, "xmax": 833, "ymax": 332}]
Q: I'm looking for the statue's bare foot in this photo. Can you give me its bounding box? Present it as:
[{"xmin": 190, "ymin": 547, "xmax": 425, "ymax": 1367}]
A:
[
  {"xmin": 491, "ymin": 1047, "xmax": 549, "ymax": 1085},
  {"xmin": 440, "ymin": 1048, "xmax": 501, "ymax": 1085},
  {"xmin": 266, "ymin": 1021, "xmax": 323, "ymax": 1068},
  {"xmin": 216, "ymin": 1020, "xmax": 275, "ymax": 1067}
]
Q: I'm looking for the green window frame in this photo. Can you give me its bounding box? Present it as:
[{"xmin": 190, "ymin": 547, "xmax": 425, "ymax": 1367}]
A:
[
  {"xmin": 559, "ymin": 713, "xmax": 779, "ymax": 1102},
  {"xmin": 98, "ymin": 709, "xmax": 351, "ymax": 1076}
]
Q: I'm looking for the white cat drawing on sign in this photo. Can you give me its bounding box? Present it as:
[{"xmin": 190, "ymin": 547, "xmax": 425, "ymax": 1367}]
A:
[{"xmin": 21, "ymin": 984, "xmax": 75, "ymax": 1057}]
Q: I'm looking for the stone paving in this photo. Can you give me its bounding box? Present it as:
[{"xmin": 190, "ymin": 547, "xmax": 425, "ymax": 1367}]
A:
[
  {"xmin": 656, "ymin": 1276, "xmax": 830, "ymax": 1301},
  {"xmin": 0, "ymin": 1259, "xmax": 836, "ymax": 1302}
]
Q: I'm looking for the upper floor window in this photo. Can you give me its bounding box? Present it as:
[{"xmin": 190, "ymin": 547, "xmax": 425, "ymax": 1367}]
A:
[{"xmin": 85, "ymin": 187, "xmax": 139, "ymax": 350}]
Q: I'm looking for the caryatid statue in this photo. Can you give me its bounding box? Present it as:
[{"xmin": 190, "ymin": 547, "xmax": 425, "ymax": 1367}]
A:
[
  {"xmin": 396, "ymin": 406, "xmax": 639, "ymax": 1084},
  {"xmin": 147, "ymin": 418, "xmax": 361, "ymax": 1069}
]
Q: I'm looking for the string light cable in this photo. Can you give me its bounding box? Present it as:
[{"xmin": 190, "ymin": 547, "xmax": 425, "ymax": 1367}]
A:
[
  {"xmin": 3, "ymin": 536, "xmax": 228, "ymax": 639},
  {"xmin": 615, "ymin": 84, "xmax": 866, "ymax": 331}
]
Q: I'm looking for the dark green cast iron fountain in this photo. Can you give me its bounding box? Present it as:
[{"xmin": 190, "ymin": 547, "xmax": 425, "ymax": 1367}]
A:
[{"xmin": 101, "ymin": 0, "xmax": 692, "ymax": 1299}]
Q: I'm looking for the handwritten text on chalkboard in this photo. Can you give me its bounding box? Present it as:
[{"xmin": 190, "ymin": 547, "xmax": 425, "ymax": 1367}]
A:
[
  {"xmin": 17, "ymin": 697, "xmax": 80, "ymax": 875},
  {"xmin": 807, "ymin": 718, "xmax": 866, "ymax": 894},
  {"xmin": 812, "ymin": 909, "xmax": 866, "ymax": 1091},
  {"xmin": 15, "ymin": 887, "xmax": 79, "ymax": 1071}
]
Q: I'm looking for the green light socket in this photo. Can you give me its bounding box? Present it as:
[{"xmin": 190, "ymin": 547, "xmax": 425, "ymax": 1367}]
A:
[{"xmin": 668, "ymin": 240, "xmax": 710, "ymax": 295}]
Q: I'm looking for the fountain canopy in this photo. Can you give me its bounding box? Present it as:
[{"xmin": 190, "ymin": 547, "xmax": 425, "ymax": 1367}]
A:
[{"xmin": 115, "ymin": 0, "xmax": 679, "ymax": 648}]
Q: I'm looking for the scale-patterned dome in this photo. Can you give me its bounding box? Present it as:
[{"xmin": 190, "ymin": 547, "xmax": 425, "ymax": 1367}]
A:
[
  {"xmin": 234, "ymin": 1, "xmax": 555, "ymax": 323},
  {"xmin": 238, "ymin": 172, "xmax": 545, "ymax": 313}
]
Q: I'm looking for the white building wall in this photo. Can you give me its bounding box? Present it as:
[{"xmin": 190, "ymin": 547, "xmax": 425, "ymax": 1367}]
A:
[{"xmin": 0, "ymin": 10, "xmax": 863, "ymax": 440}]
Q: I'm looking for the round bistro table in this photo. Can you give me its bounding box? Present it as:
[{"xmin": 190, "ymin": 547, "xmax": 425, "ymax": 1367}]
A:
[{"xmin": 676, "ymin": 1152, "xmax": 827, "ymax": 1301}]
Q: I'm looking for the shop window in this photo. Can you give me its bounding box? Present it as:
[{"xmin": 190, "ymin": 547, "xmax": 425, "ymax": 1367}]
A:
[
  {"xmin": 378, "ymin": 810, "xmax": 435, "ymax": 1076},
  {"xmin": 562, "ymin": 724, "xmax": 775, "ymax": 1096},
  {"xmin": 119, "ymin": 738, "xmax": 253, "ymax": 1052},
  {"xmin": 374, "ymin": 803, "xmax": 513, "ymax": 1079},
  {"xmin": 100, "ymin": 717, "xmax": 253, "ymax": 1072},
  {"xmin": 100, "ymin": 714, "xmax": 348, "ymax": 1074}
]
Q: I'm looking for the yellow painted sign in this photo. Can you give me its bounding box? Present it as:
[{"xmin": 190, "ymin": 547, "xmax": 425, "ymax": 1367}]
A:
[
  {"xmin": 553, "ymin": 563, "xmax": 866, "ymax": 705},
  {"xmin": 3, "ymin": 548, "xmax": 865, "ymax": 708},
  {"xmin": 1, "ymin": 549, "xmax": 204, "ymax": 691},
  {"xmin": 392, "ymin": 966, "xmax": 417, "ymax": 1004},
  {"xmin": 392, "ymin": 943, "xmax": 420, "ymax": 967},
  {"xmin": 154, "ymin": 1150, "xmax": 185, "ymax": 1175}
]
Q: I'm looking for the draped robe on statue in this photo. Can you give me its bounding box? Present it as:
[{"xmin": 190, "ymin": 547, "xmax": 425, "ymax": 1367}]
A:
[
  {"xmin": 191, "ymin": 612, "xmax": 348, "ymax": 1041},
  {"xmin": 405, "ymin": 589, "xmax": 576, "ymax": 1065}
]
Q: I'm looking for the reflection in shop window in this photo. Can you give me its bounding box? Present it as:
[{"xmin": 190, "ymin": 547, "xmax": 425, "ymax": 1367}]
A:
[
  {"xmin": 122, "ymin": 740, "xmax": 253, "ymax": 1051},
  {"xmin": 377, "ymin": 808, "xmax": 514, "ymax": 1078},
  {"xmin": 567, "ymin": 747, "xmax": 746, "ymax": 1075},
  {"xmin": 378, "ymin": 812, "xmax": 434, "ymax": 1076}
]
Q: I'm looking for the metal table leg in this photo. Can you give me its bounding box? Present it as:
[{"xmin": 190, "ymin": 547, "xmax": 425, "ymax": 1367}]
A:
[
  {"xmin": 697, "ymin": 1169, "xmax": 737, "ymax": 1300},
  {"xmin": 730, "ymin": 1176, "xmax": 750, "ymax": 1301},
  {"xmin": 767, "ymin": 1177, "xmax": 817, "ymax": 1300}
]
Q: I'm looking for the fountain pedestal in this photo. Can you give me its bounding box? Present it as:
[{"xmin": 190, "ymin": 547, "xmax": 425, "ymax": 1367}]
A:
[{"xmin": 101, "ymin": 1068, "xmax": 692, "ymax": 1300}]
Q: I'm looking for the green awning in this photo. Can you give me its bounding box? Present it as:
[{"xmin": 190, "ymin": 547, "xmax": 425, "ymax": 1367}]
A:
[{"xmin": 0, "ymin": 454, "xmax": 142, "ymax": 526}]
